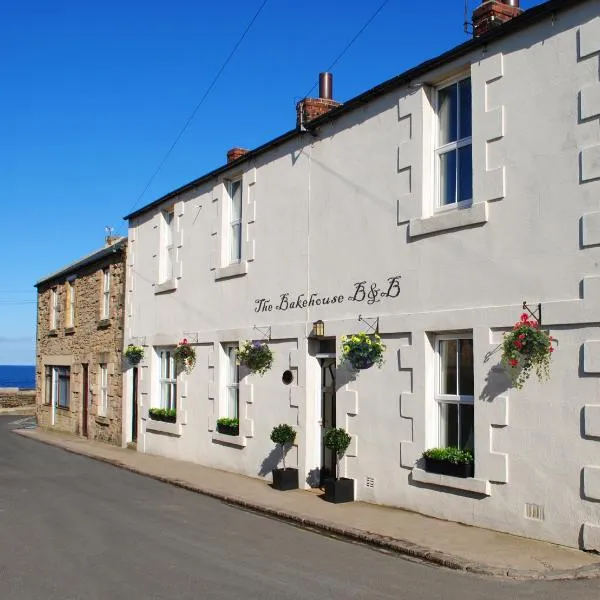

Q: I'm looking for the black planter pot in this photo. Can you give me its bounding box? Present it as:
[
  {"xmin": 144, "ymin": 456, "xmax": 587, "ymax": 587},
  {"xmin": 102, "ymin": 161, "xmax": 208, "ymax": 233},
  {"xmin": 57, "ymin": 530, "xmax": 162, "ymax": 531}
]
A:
[
  {"xmin": 217, "ymin": 423, "xmax": 239, "ymax": 436},
  {"xmin": 323, "ymin": 478, "xmax": 355, "ymax": 503},
  {"xmin": 424, "ymin": 457, "xmax": 474, "ymax": 478},
  {"xmin": 350, "ymin": 357, "xmax": 374, "ymax": 370},
  {"xmin": 272, "ymin": 468, "xmax": 299, "ymax": 491}
]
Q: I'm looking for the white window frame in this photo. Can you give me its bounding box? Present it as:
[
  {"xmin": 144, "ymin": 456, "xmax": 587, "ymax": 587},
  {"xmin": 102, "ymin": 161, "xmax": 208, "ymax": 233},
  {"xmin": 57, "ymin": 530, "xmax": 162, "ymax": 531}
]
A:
[
  {"xmin": 435, "ymin": 75, "xmax": 472, "ymax": 212},
  {"xmin": 434, "ymin": 333, "xmax": 474, "ymax": 451},
  {"xmin": 158, "ymin": 349, "xmax": 177, "ymax": 412},
  {"xmin": 223, "ymin": 343, "xmax": 239, "ymax": 419},
  {"xmin": 160, "ymin": 207, "xmax": 175, "ymax": 283},
  {"xmin": 227, "ymin": 179, "xmax": 242, "ymax": 265},
  {"xmin": 65, "ymin": 279, "xmax": 75, "ymax": 328},
  {"xmin": 50, "ymin": 287, "xmax": 59, "ymax": 330},
  {"xmin": 101, "ymin": 268, "xmax": 110, "ymax": 320},
  {"xmin": 98, "ymin": 363, "xmax": 108, "ymax": 417},
  {"xmin": 45, "ymin": 365, "xmax": 70, "ymax": 409}
]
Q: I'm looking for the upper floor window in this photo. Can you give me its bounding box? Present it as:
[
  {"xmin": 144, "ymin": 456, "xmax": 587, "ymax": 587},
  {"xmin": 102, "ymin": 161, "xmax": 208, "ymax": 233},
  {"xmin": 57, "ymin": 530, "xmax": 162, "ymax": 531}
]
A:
[
  {"xmin": 160, "ymin": 207, "xmax": 175, "ymax": 282},
  {"xmin": 228, "ymin": 180, "xmax": 242, "ymax": 264},
  {"xmin": 98, "ymin": 363, "xmax": 108, "ymax": 417},
  {"xmin": 65, "ymin": 279, "xmax": 75, "ymax": 328},
  {"xmin": 435, "ymin": 334, "xmax": 474, "ymax": 453},
  {"xmin": 50, "ymin": 287, "xmax": 59, "ymax": 330},
  {"xmin": 436, "ymin": 77, "xmax": 472, "ymax": 208},
  {"xmin": 101, "ymin": 268, "xmax": 110, "ymax": 319},
  {"xmin": 159, "ymin": 349, "xmax": 177, "ymax": 411}
]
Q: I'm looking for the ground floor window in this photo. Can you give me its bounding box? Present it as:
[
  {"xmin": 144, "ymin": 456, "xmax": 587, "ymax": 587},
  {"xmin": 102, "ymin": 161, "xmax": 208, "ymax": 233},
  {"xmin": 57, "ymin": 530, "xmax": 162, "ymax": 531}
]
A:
[
  {"xmin": 435, "ymin": 334, "xmax": 474, "ymax": 452},
  {"xmin": 223, "ymin": 343, "xmax": 239, "ymax": 419},
  {"xmin": 159, "ymin": 349, "xmax": 177, "ymax": 411},
  {"xmin": 44, "ymin": 366, "xmax": 71, "ymax": 409}
]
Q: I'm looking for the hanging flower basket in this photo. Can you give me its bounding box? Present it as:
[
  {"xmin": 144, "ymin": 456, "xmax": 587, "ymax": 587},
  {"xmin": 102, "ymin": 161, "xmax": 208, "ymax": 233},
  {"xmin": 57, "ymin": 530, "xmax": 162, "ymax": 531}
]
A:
[
  {"xmin": 124, "ymin": 344, "xmax": 144, "ymax": 365},
  {"xmin": 340, "ymin": 333, "xmax": 386, "ymax": 371},
  {"xmin": 236, "ymin": 340, "xmax": 274, "ymax": 376},
  {"xmin": 501, "ymin": 313, "xmax": 557, "ymax": 389},
  {"xmin": 174, "ymin": 338, "xmax": 196, "ymax": 374}
]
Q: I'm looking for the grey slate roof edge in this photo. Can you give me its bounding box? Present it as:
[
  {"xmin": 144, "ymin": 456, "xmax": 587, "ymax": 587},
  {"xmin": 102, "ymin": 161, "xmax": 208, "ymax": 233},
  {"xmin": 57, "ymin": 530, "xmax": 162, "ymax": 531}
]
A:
[
  {"xmin": 34, "ymin": 237, "xmax": 127, "ymax": 288},
  {"xmin": 123, "ymin": 0, "xmax": 587, "ymax": 222}
]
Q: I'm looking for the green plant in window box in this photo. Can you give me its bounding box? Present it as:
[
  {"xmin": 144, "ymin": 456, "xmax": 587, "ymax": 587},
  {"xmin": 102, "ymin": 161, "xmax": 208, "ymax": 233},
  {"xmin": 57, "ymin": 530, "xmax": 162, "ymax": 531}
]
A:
[
  {"xmin": 501, "ymin": 313, "xmax": 557, "ymax": 390},
  {"xmin": 422, "ymin": 447, "xmax": 474, "ymax": 478},
  {"xmin": 174, "ymin": 338, "xmax": 196, "ymax": 374},
  {"xmin": 216, "ymin": 417, "xmax": 239, "ymax": 436},
  {"xmin": 148, "ymin": 408, "xmax": 176, "ymax": 423},
  {"xmin": 124, "ymin": 344, "xmax": 144, "ymax": 365},
  {"xmin": 236, "ymin": 340, "xmax": 274, "ymax": 376},
  {"xmin": 340, "ymin": 333, "xmax": 386, "ymax": 371}
]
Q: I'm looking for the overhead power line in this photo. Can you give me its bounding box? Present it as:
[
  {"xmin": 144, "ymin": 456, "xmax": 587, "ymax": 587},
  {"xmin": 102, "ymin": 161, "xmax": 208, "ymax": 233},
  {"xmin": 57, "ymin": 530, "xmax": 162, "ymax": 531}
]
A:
[
  {"xmin": 128, "ymin": 0, "xmax": 270, "ymax": 214},
  {"xmin": 301, "ymin": 0, "xmax": 391, "ymax": 100}
]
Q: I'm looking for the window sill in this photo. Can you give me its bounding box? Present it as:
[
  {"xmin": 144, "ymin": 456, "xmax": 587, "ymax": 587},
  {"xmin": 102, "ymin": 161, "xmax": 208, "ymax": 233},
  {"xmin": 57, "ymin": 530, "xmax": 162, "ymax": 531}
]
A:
[
  {"xmin": 146, "ymin": 418, "xmax": 182, "ymax": 437},
  {"xmin": 214, "ymin": 261, "xmax": 248, "ymax": 281},
  {"xmin": 408, "ymin": 202, "xmax": 488, "ymax": 238},
  {"xmin": 64, "ymin": 327, "xmax": 75, "ymax": 335},
  {"xmin": 411, "ymin": 468, "xmax": 491, "ymax": 495},
  {"xmin": 95, "ymin": 416, "xmax": 109, "ymax": 426},
  {"xmin": 212, "ymin": 432, "xmax": 246, "ymax": 447},
  {"xmin": 48, "ymin": 330, "xmax": 58, "ymax": 337},
  {"xmin": 155, "ymin": 279, "xmax": 177, "ymax": 294},
  {"xmin": 97, "ymin": 319, "xmax": 111, "ymax": 329}
]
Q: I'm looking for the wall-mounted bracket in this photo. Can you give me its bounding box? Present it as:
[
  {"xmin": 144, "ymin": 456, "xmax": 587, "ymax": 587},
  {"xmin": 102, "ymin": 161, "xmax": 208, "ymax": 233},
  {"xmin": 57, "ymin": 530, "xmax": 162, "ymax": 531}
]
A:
[
  {"xmin": 182, "ymin": 332, "xmax": 199, "ymax": 344},
  {"xmin": 129, "ymin": 336, "xmax": 147, "ymax": 346},
  {"xmin": 253, "ymin": 325, "xmax": 271, "ymax": 341},
  {"xmin": 357, "ymin": 315, "xmax": 379, "ymax": 335},
  {"xmin": 522, "ymin": 301, "xmax": 542, "ymax": 326}
]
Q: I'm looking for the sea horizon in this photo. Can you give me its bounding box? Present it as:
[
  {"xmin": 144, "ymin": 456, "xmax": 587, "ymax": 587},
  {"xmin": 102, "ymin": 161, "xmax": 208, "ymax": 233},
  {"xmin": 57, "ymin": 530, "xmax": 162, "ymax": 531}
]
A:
[{"xmin": 0, "ymin": 365, "xmax": 36, "ymax": 389}]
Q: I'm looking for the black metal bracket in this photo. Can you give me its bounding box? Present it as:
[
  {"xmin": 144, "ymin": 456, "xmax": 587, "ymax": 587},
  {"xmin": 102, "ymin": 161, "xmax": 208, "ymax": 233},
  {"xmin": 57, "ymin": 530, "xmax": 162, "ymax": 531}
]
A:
[
  {"xmin": 182, "ymin": 332, "xmax": 199, "ymax": 343},
  {"xmin": 522, "ymin": 301, "xmax": 542, "ymax": 326},
  {"xmin": 357, "ymin": 315, "xmax": 379, "ymax": 334},
  {"xmin": 253, "ymin": 325, "xmax": 271, "ymax": 341}
]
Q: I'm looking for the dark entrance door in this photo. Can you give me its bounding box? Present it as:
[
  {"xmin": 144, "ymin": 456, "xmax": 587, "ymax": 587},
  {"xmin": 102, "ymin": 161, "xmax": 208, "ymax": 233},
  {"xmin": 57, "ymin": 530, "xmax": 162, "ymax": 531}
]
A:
[
  {"xmin": 81, "ymin": 363, "xmax": 88, "ymax": 438},
  {"xmin": 320, "ymin": 357, "xmax": 336, "ymax": 484},
  {"xmin": 132, "ymin": 367, "xmax": 138, "ymax": 443}
]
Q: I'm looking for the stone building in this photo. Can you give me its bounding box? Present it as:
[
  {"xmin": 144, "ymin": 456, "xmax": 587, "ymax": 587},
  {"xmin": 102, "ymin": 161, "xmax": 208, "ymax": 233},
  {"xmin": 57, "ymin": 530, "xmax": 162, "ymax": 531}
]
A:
[
  {"xmin": 123, "ymin": 0, "xmax": 600, "ymax": 551},
  {"xmin": 35, "ymin": 237, "xmax": 127, "ymax": 445}
]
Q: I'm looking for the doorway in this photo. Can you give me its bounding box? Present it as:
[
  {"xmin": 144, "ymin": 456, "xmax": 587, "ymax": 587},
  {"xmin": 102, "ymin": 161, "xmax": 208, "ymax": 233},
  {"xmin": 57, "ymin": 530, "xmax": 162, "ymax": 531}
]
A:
[
  {"xmin": 81, "ymin": 363, "xmax": 89, "ymax": 438},
  {"xmin": 317, "ymin": 339, "xmax": 337, "ymax": 485},
  {"xmin": 131, "ymin": 366, "xmax": 138, "ymax": 443}
]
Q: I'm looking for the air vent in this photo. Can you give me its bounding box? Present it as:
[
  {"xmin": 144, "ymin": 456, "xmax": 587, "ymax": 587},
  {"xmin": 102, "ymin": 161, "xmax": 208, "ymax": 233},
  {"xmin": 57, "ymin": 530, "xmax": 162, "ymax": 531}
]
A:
[
  {"xmin": 365, "ymin": 476, "xmax": 375, "ymax": 488},
  {"xmin": 525, "ymin": 503, "xmax": 545, "ymax": 521}
]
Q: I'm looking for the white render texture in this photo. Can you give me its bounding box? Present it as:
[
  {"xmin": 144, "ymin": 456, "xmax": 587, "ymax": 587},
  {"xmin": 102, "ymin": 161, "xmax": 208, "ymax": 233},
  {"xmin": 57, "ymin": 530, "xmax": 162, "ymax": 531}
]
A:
[{"xmin": 125, "ymin": 1, "xmax": 600, "ymax": 550}]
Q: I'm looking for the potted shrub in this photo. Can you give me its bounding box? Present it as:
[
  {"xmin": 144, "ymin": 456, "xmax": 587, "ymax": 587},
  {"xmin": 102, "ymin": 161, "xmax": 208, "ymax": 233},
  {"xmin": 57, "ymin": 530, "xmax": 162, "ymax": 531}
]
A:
[
  {"xmin": 236, "ymin": 340, "xmax": 274, "ymax": 375},
  {"xmin": 501, "ymin": 313, "xmax": 557, "ymax": 389},
  {"xmin": 148, "ymin": 408, "xmax": 176, "ymax": 423},
  {"xmin": 174, "ymin": 338, "xmax": 196, "ymax": 374},
  {"xmin": 340, "ymin": 333, "xmax": 386, "ymax": 371},
  {"xmin": 216, "ymin": 417, "xmax": 239, "ymax": 436},
  {"xmin": 124, "ymin": 344, "xmax": 144, "ymax": 365},
  {"xmin": 422, "ymin": 447, "xmax": 474, "ymax": 478},
  {"xmin": 270, "ymin": 424, "xmax": 298, "ymax": 490},
  {"xmin": 323, "ymin": 427, "xmax": 354, "ymax": 503}
]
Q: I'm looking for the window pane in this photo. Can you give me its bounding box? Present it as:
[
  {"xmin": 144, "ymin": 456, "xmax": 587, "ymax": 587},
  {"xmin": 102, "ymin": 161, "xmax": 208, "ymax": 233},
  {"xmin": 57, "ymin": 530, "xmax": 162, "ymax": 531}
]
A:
[
  {"xmin": 440, "ymin": 402, "xmax": 459, "ymax": 447},
  {"xmin": 439, "ymin": 150, "xmax": 457, "ymax": 206},
  {"xmin": 458, "ymin": 78, "xmax": 472, "ymax": 139},
  {"xmin": 458, "ymin": 338, "xmax": 474, "ymax": 396},
  {"xmin": 230, "ymin": 181, "xmax": 242, "ymax": 221},
  {"xmin": 227, "ymin": 387, "xmax": 239, "ymax": 419},
  {"xmin": 230, "ymin": 223, "xmax": 241, "ymax": 262},
  {"xmin": 438, "ymin": 85, "xmax": 458, "ymax": 145},
  {"xmin": 457, "ymin": 145, "xmax": 473, "ymax": 203},
  {"xmin": 439, "ymin": 339, "xmax": 457, "ymax": 395},
  {"xmin": 460, "ymin": 404, "xmax": 474, "ymax": 452}
]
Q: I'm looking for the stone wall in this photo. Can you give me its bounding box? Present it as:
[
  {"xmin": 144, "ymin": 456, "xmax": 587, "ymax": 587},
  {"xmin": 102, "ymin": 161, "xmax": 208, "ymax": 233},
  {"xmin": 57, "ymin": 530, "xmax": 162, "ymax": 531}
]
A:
[
  {"xmin": 0, "ymin": 390, "xmax": 36, "ymax": 408},
  {"xmin": 36, "ymin": 241, "xmax": 126, "ymax": 445}
]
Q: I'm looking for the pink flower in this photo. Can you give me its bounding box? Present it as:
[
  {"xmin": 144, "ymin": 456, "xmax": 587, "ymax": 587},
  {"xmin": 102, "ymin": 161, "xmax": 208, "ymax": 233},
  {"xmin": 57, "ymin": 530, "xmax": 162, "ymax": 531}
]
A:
[
  {"xmin": 518, "ymin": 334, "xmax": 525, "ymax": 340},
  {"xmin": 520, "ymin": 313, "xmax": 529, "ymax": 322}
]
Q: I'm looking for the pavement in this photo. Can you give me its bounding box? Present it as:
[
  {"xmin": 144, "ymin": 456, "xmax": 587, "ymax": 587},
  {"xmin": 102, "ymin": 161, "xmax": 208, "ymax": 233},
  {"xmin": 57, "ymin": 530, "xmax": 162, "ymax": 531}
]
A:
[{"xmin": 12, "ymin": 424, "xmax": 600, "ymax": 581}]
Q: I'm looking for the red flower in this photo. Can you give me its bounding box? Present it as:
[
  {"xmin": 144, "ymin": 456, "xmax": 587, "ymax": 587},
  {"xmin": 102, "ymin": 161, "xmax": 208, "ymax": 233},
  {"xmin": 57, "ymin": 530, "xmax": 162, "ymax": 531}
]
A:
[
  {"xmin": 510, "ymin": 359, "xmax": 518, "ymax": 367},
  {"xmin": 181, "ymin": 338, "xmax": 188, "ymax": 345},
  {"xmin": 549, "ymin": 347, "xmax": 554, "ymax": 353},
  {"xmin": 520, "ymin": 313, "xmax": 529, "ymax": 322},
  {"xmin": 549, "ymin": 336, "xmax": 554, "ymax": 341},
  {"xmin": 518, "ymin": 334, "xmax": 525, "ymax": 340},
  {"xmin": 514, "ymin": 341, "xmax": 522, "ymax": 349}
]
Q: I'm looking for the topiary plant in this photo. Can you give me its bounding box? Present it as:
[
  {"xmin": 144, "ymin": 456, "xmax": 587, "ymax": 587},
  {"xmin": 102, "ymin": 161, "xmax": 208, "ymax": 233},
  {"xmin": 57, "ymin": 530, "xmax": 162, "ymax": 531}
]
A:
[
  {"xmin": 324, "ymin": 427, "xmax": 352, "ymax": 479},
  {"xmin": 270, "ymin": 424, "xmax": 296, "ymax": 469}
]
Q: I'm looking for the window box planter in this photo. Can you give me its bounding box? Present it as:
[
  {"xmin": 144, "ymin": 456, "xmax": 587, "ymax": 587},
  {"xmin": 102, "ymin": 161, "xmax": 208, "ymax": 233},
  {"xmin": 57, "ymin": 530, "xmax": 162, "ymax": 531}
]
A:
[
  {"xmin": 424, "ymin": 457, "xmax": 474, "ymax": 479},
  {"xmin": 324, "ymin": 478, "xmax": 354, "ymax": 503},
  {"xmin": 148, "ymin": 408, "xmax": 176, "ymax": 423},
  {"xmin": 272, "ymin": 468, "xmax": 299, "ymax": 491},
  {"xmin": 216, "ymin": 420, "xmax": 239, "ymax": 436}
]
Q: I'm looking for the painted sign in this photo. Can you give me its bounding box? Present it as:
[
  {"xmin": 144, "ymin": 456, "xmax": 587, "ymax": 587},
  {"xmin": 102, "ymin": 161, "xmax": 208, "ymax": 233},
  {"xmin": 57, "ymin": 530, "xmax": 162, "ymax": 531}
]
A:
[{"xmin": 254, "ymin": 275, "xmax": 401, "ymax": 313}]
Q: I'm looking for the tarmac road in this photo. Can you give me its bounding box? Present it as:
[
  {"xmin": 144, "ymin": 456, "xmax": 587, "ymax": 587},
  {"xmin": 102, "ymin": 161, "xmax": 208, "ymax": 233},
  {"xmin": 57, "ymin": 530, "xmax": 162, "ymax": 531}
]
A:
[{"xmin": 0, "ymin": 416, "xmax": 596, "ymax": 600}]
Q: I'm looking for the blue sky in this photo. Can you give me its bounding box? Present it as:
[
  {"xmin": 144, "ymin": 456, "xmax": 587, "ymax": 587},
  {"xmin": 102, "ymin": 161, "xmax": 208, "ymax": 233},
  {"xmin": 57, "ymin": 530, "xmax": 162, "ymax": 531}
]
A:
[{"xmin": 0, "ymin": 0, "xmax": 544, "ymax": 365}]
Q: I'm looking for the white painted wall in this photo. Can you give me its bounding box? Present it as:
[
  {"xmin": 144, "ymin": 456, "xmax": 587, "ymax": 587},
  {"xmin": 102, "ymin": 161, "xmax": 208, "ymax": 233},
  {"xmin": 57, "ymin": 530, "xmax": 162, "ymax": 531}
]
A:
[{"xmin": 125, "ymin": 1, "xmax": 600, "ymax": 549}]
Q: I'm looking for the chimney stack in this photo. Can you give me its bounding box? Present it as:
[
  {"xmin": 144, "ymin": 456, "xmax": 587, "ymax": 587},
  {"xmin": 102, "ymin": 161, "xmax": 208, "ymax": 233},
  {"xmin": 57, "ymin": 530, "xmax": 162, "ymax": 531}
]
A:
[
  {"xmin": 227, "ymin": 147, "xmax": 248, "ymax": 163},
  {"xmin": 296, "ymin": 72, "xmax": 341, "ymax": 129},
  {"xmin": 473, "ymin": 0, "xmax": 522, "ymax": 37}
]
